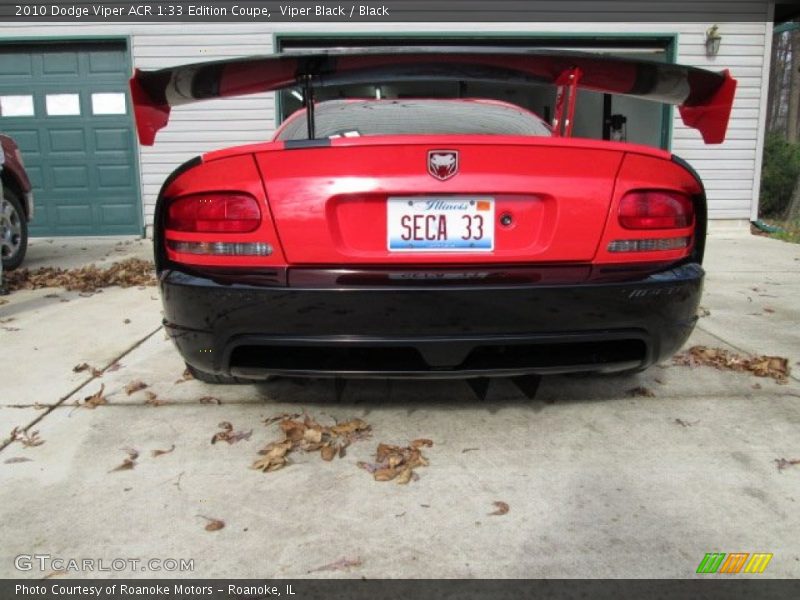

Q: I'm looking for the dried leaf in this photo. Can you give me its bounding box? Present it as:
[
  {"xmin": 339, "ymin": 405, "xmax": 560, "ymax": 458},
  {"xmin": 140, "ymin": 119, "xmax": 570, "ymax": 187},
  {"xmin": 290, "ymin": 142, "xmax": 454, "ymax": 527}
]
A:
[
  {"xmin": 330, "ymin": 418, "xmax": 370, "ymax": 436},
  {"xmin": 175, "ymin": 368, "xmax": 194, "ymax": 384},
  {"xmin": 198, "ymin": 396, "xmax": 221, "ymax": 405},
  {"xmin": 462, "ymin": 447, "xmax": 480, "ymax": 453},
  {"xmin": 320, "ymin": 443, "xmax": 337, "ymax": 462},
  {"xmin": 124, "ymin": 380, "xmax": 148, "ymax": 395},
  {"xmin": 674, "ymin": 418, "xmax": 698, "ymax": 428},
  {"xmin": 4, "ymin": 457, "xmax": 33, "ymax": 464},
  {"xmin": 82, "ymin": 384, "xmax": 107, "ymax": 409},
  {"xmin": 489, "ymin": 501, "xmax": 510, "ymax": 516},
  {"xmin": 263, "ymin": 412, "xmax": 302, "ymax": 426},
  {"xmin": 357, "ymin": 461, "xmax": 380, "ymax": 474},
  {"xmin": 395, "ymin": 466, "xmax": 414, "ymax": 485},
  {"xmin": 151, "ymin": 445, "xmax": 175, "ymax": 458},
  {"xmin": 627, "ymin": 386, "xmax": 655, "ymax": 398},
  {"xmin": 199, "ymin": 516, "xmax": 225, "ymax": 531},
  {"xmin": 363, "ymin": 440, "xmax": 431, "ymax": 484},
  {"xmin": 9, "ymin": 427, "xmax": 46, "ymax": 448},
  {"xmin": 144, "ymin": 391, "xmax": 166, "ymax": 407},
  {"xmin": 73, "ymin": 362, "xmax": 103, "ymax": 377},
  {"xmin": 280, "ymin": 419, "xmax": 307, "ymax": 442},
  {"xmin": 304, "ymin": 427, "xmax": 323, "ymax": 444},
  {"xmin": 774, "ymin": 458, "xmax": 800, "ymax": 472},
  {"xmin": 252, "ymin": 440, "xmax": 292, "ymax": 472},
  {"xmin": 110, "ymin": 448, "xmax": 138, "ymax": 472},
  {"xmin": 307, "ymin": 557, "xmax": 362, "ymax": 573},
  {"xmin": 106, "ymin": 362, "xmax": 122, "ymax": 373},
  {"xmin": 211, "ymin": 422, "xmax": 252, "ymax": 445}
]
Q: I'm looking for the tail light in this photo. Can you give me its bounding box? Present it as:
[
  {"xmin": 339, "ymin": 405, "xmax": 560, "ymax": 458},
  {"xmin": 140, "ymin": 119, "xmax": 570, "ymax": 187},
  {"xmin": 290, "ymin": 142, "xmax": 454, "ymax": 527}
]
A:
[
  {"xmin": 166, "ymin": 193, "xmax": 260, "ymax": 233},
  {"xmin": 618, "ymin": 190, "xmax": 693, "ymax": 229}
]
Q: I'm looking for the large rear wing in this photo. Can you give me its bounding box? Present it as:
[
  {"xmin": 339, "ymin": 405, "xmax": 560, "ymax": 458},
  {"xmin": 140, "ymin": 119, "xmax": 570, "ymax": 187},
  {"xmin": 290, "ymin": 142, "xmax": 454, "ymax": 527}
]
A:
[{"xmin": 130, "ymin": 47, "xmax": 737, "ymax": 146}]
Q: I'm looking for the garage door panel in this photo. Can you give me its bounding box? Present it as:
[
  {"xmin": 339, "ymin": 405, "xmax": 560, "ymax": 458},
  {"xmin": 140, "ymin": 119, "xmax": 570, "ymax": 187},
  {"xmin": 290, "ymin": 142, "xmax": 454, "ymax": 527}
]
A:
[
  {"xmin": 0, "ymin": 54, "xmax": 33, "ymax": 77},
  {"xmin": 0, "ymin": 41, "xmax": 140, "ymax": 236},
  {"xmin": 54, "ymin": 203, "xmax": 93, "ymax": 227},
  {"xmin": 47, "ymin": 128, "xmax": 87, "ymax": 153},
  {"xmin": 94, "ymin": 128, "xmax": 132, "ymax": 152},
  {"xmin": 51, "ymin": 165, "xmax": 89, "ymax": 190},
  {"xmin": 88, "ymin": 51, "xmax": 128, "ymax": 75},
  {"xmin": 42, "ymin": 52, "xmax": 79, "ymax": 76},
  {"xmin": 96, "ymin": 165, "xmax": 134, "ymax": 188},
  {"xmin": 4, "ymin": 128, "xmax": 40, "ymax": 155},
  {"xmin": 22, "ymin": 165, "xmax": 44, "ymax": 190},
  {"xmin": 100, "ymin": 202, "xmax": 138, "ymax": 226}
]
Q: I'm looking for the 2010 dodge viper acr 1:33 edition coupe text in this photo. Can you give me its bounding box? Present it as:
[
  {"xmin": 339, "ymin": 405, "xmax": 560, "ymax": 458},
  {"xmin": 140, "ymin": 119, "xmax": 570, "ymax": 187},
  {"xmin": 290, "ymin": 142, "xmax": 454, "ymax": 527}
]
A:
[{"xmin": 130, "ymin": 48, "xmax": 737, "ymax": 389}]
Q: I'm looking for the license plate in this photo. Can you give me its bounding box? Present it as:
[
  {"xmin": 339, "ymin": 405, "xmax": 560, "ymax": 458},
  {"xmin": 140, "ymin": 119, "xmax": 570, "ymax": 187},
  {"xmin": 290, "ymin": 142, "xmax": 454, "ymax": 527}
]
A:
[{"xmin": 387, "ymin": 196, "xmax": 494, "ymax": 252}]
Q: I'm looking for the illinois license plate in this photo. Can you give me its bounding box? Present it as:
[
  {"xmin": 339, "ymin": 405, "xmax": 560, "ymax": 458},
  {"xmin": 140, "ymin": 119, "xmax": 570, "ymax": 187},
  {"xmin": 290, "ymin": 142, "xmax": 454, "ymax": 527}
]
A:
[{"xmin": 387, "ymin": 196, "xmax": 494, "ymax": 252}]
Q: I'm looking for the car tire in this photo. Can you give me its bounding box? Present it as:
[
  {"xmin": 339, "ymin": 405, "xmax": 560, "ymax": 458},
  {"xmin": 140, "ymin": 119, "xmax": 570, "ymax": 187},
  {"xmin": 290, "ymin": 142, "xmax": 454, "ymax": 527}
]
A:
[
  {"xmin": 185, "ymin": 363, "xmax": 262, "ymax": 385},
  {"xmin": 1, "ymin": 185, "xmax": 28, "ymax": 271}
]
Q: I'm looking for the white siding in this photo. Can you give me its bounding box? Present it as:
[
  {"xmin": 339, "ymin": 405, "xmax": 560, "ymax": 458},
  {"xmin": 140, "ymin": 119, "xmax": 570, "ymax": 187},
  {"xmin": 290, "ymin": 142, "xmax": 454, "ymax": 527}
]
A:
[{"xmin": 0, "ymin": 1, "xmax": 771, "ymax": 226}]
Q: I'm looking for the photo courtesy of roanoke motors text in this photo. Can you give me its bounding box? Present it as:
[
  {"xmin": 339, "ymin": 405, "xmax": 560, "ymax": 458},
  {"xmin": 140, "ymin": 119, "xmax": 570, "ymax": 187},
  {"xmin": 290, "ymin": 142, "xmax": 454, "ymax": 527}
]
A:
[{"xmin": 0, "ymin": 0, "xmax": 799, "ymax": 598}]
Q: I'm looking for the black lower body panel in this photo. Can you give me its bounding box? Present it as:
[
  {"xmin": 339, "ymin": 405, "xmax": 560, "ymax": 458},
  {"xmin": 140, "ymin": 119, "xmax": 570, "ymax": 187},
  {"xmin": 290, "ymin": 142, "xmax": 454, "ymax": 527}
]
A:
[{"xmin": 160, "ymin": 263, "xmax": 703, "ymax": 379}]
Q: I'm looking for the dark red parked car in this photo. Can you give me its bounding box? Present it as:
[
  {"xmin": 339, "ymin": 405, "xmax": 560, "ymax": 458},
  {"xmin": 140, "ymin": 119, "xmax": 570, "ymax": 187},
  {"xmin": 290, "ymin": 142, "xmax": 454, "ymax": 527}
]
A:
[
  {"xmin": 130, "ymin": 48, "xmax": 736, "ymax": 391},
  {"xmin": 1, "ymin": 133, "xmax": 33, "ymax": 271}
]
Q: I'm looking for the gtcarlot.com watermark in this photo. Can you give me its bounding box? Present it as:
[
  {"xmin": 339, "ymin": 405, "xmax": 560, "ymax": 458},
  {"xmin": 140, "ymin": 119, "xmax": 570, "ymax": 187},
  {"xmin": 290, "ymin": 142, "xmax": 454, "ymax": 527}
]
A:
[{"xmin": 15, "ymin": 553, "xmax": 194, "ymax": 573}]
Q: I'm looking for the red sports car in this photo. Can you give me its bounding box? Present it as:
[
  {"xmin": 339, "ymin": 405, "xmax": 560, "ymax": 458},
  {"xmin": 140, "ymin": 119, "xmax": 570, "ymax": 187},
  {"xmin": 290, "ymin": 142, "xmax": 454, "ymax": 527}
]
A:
[{"xmin": 130, "ymin": 49, "xmax": 736, "ymax": 394}]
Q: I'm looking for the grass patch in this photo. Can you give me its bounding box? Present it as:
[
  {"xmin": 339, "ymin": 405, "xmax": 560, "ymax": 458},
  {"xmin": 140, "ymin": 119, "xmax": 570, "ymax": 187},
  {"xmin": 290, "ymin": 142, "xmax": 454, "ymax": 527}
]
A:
[{"xmin": 757, "ymin": 218, "xmax": 800, "ymax": 244}]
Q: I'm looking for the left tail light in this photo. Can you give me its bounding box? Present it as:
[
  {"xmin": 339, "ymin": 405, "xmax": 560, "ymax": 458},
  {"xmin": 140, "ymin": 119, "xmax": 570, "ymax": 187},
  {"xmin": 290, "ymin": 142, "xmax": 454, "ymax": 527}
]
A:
[
  {"xmin": 159, "ymin": 155, "xmax": 286, "ymax": 270},
  {"xmin": 166, "ymin": 193, "xmax": 261, "ymax": 233},
  {"xmin": 165, "ymin": 190, "xmax": 278, "ymax": 260}
]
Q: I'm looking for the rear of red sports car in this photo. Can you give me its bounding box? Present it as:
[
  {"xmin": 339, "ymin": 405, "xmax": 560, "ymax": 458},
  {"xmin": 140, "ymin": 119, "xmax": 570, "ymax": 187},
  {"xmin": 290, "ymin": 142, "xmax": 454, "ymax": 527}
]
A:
[{"xmin": 132, "ymin": 49, "xmax": 733, "ymax": 382}]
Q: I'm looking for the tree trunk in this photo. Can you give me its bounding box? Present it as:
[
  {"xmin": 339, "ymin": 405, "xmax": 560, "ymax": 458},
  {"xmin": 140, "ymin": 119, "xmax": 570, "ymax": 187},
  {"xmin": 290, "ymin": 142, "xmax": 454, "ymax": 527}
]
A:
[
  {"xmin": 786, "ymin": 174, "xmax": 800, "ymax": 221},
  {"xmin": 788, "ymin": 32, "xmax": 800, "ymax": 143},
  {"xmin": 768, "ymin": 33, "xmax": 787, "ymax": 131}
]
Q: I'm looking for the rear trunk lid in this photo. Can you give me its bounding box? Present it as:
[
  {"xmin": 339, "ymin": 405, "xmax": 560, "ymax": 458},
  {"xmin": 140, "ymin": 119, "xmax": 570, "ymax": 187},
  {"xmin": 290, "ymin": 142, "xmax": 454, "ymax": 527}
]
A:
[{"xmin": 251, "ymin": 136, "xmax": 631, "ymax": 265}]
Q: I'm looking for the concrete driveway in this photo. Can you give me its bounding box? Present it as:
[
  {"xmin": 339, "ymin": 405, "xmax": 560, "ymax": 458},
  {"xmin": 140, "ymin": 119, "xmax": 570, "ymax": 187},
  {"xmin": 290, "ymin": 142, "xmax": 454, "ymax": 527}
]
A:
[{"xmin": 0, "ymin": 231, "xmax": 798, "ymax": 579}]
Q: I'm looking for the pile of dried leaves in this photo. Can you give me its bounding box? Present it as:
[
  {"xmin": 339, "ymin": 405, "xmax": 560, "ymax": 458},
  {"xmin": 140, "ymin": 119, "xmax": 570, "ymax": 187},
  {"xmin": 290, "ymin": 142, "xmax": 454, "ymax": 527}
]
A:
[
  {"xmin": 357, "ymin": 439, "xmax": 433, "ymax": 484},
  {"xmin": 252, "ymin": 414, "xmax": 371, "ymax": 473},
  {"xmin": 673, "ymin": 345, "xmax": 791, "ymax": 383},
  {"xmin": 5, "ymin": 258, "xmax": 156, "ymax": 293}
]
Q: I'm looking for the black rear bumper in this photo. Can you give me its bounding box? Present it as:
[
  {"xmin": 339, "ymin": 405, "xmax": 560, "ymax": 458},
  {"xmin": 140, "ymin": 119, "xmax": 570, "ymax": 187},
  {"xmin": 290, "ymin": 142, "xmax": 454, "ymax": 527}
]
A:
[{"xmin": 161, "ymin": 263, "xmax": 703, "ymax": 379}]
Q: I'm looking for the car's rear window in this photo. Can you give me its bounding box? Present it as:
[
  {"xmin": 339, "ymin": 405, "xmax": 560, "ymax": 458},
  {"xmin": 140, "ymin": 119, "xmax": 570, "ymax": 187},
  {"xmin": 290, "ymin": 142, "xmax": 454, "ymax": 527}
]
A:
[{"xmin": 276, "ymin": 99, "xmax": 552, "ymax": 141}]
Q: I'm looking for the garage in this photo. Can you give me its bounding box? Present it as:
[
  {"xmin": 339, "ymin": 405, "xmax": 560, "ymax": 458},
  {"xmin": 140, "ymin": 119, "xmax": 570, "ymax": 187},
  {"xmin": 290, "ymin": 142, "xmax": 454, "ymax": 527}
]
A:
[{"xmin": 0, "ymin": 41, "xmax": 141, "ymax": 237}]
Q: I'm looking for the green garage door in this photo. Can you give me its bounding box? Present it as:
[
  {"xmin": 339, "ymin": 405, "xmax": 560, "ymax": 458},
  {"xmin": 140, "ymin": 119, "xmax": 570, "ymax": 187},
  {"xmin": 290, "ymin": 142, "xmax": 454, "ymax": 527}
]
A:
[{"xmin": 0, "ymin": 41, "xmax": 141, "ymax": 236}]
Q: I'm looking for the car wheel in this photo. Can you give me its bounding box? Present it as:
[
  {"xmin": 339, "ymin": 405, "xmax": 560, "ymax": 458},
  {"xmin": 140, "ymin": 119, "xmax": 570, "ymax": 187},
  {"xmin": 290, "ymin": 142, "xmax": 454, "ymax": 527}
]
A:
[
  {"xmin": 1, "ymin": 186, "xmax": 27, "ymax": 271},
  {"xmin": 185, "ymin": 363, "xmax": 262, "ymax": 385}
]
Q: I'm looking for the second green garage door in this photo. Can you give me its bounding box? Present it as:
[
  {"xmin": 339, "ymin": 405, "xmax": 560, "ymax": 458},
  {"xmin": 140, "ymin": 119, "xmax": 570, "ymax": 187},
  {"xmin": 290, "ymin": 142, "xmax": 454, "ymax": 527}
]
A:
[{"xmin": 0, "ymin": 41, "xmax": 141, "ymax": 236}]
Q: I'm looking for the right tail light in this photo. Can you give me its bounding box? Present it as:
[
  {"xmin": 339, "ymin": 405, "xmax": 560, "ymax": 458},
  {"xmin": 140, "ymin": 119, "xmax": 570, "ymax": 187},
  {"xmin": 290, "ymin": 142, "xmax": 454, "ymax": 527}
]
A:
[{"xmin": 618, "ymin": 190, "xmax": 694, "ymax": 230}]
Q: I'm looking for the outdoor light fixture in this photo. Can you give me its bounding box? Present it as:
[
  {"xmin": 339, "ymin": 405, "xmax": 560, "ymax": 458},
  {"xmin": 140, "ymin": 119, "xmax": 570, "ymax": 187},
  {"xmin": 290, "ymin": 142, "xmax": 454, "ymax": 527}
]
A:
[{"xmin": 705, "ymin": 25, "xmax": 722, "ymax": 57}]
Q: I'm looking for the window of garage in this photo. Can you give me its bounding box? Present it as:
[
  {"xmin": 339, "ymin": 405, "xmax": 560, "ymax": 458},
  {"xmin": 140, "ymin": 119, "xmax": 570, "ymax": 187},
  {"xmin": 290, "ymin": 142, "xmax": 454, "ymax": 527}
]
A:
[
  {"xmin": 275, "ymin": 35, "xmax": 675, "ymax": 150},
  {"xmin": 0, "ymin": 40, "xmax": 142, "ymax": 236}
]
